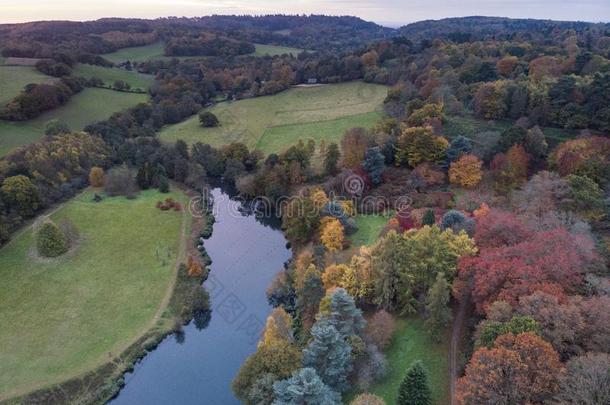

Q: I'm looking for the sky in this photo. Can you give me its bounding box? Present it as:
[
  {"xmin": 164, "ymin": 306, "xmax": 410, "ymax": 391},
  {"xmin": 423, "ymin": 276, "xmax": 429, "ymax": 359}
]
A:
[{"xmin": 1, "ymin": 0, "xmax": 609, "ymax": 26}]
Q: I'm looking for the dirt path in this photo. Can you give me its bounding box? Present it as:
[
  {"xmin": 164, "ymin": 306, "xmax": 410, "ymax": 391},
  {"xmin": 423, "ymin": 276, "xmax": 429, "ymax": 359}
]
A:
[{"xmin": 449, "ymin": 298, "xmax": 468, "ymax": 405}]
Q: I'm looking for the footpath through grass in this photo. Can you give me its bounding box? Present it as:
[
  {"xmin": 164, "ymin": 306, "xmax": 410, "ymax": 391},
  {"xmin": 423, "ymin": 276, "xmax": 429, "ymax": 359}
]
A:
[
  {"xmin": 367, "ymin": 318, "xmax": 450, "ymax": 405},
  {"xmin": 159, "ymin": 81, "xmax": 387, "ymax": 154},
  {"xmin": 0, "ymin": 189, "xmax": 186, "ymax": 399},
  {"xmin": 0, "ymin": 88, "xmax": 148, "ymax": 157}
]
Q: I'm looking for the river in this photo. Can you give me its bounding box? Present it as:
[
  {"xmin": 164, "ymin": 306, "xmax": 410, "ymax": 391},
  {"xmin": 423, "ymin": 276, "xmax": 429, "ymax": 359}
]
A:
[{"xmin": 110, "ymin": 187, "xmax": 291, "ymax": 405}]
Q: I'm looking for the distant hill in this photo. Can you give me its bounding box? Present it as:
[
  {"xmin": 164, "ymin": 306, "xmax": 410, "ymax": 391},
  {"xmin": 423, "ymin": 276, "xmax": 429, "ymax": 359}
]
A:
[{"xmin": 398, "ymin": 16, "xmax": 610, "ymax": 42}]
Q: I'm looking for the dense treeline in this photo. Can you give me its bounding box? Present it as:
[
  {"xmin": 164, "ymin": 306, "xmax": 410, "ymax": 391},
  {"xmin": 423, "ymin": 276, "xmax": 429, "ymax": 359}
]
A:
[
  {"xmin": 165, "ymin": 32, "xmax": 255, "ymax": 57},
  {"xmin": 0, "ymin": 77, "xmax": 84, "ymax": 120}
]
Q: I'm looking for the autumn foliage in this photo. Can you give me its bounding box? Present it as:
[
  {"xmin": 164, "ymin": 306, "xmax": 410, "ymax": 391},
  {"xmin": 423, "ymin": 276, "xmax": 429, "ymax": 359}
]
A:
[
  {"xmin": 457, "ymin": 332, "xmax": 563, "ymax": 404},
  {"xmin": 449, "ymin": 154, "xmax": 483, "ymax": 188}
]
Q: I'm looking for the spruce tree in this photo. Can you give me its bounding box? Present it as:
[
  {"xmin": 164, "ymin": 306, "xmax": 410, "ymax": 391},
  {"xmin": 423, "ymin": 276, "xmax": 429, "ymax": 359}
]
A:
[
  {"xmin": 329, "ymin": 288, "xmax": 366, "ymax": 338},
  {"xmin": 397, "ymin": 360, "xmax": 432, "ymax": 405},
  {"xmin": 302, "ymin": 318, "xmax": 352, "ymax": 391},
  {"xmin": 273, "ymin": 367, "xmax": 340, "ymax": 405},
  {"xmin": 324, "ymin": 143, "xmax": 340, "ymax": 175}
]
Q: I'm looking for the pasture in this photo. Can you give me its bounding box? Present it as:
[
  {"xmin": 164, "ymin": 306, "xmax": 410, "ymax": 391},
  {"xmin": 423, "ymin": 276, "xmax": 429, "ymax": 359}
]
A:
[
  {"xmin": 0, "ymin": 189, "xmax": 187, "ymax": 400},
  {"xmin": 101, "ymin": 42, "xmax": 303, "ymax": 63},
  {"xmin": 71, "ymin": 63, "xmax": 154, "ymax": 90},
  {"xmin": 0, "ymin": 88, "xmax": 148, "ymax": 156},
  {"xmin": 0, "ymin": 65, "xmax": 54, "ymax": 106},
  {"xmin": 159, "ymin": 81, "xmax": 387, "ymax": 154}
]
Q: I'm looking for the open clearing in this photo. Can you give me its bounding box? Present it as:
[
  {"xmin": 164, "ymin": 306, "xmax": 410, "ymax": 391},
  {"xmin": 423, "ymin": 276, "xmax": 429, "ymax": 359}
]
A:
[
  {"xmin": 72, "ymin": 63, "xmax": 154, "ymax": 90},
  {"xmin": 159, "ymin": 81, "xmax": 387, "ymax": 154},
  {"xmin": 350, "ymin": 214, "xmax": 389, "ymax": 247},
  {"xmin": 367, "ymin": 318, "xmax": 450, "ymax": 404},
  {"xmin": 102, "ymin": 42, "xmax": 302, "ymax": 63},
  {"xmin": 0, "ymin": 66, "xmax": 54, "ymax": 106},
  {"xmin": 0, "ymin": 189, "xmax": 186, "ymax": 399},
  {"xmin": 443, "ymin": 115, "xmax": 578, "ymax": 147},
  {"xmin": 0, "ymin": 88, "xmax": 148, "ymax": 157}
]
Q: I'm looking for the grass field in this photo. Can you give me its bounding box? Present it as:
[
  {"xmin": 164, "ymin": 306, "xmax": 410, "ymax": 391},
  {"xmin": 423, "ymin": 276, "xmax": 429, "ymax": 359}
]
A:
[
  {"xmin": 253, "ymin": 43, "xmax": 303, "ymax": 56},
  {"xmin": 366, "ymin": 318, "xmax": 450, "ymax": 405},
  {"xmin": 159, "ymin": 81, "xmax": 387, "ymax": 154},
  {"xmin": 350, "ymin": 214, "xmax": 389, "ymax": 247},
  {"xmin": 0, "ymin": 88, "xmax": 148, "ymax": 157},
  {"xmin": 444, "ymin": 115, "xmax": 578, "ymax": 147},
  {"xmin": 71, "ymin": 63, "xmax": 154, "ymax": 90},
  {"xmin": 102, "ymin": 42, "xmax": 302, "ymax": 63},
  {"xmin": 0, "ymin": 189, "xmax": 186, "ymax": 399},
  {"xmin": 0, "ymin": 66, "xmax": 54, "ymax": 106}
]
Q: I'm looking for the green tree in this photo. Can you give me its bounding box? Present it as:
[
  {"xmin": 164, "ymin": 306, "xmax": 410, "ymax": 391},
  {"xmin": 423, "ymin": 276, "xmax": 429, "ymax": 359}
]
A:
[
  {"xmin": 273, "ymin": 368, "xmax": 340, "ymax": 405},
  {"xmin": 363, "ymin": 146, "xmax": 385, "ymax": 185},
  {"xmin": 325, "ymin": 143, "xmax": 340, "ymax": 175},
  {"xmin": 199, "ymin": 111, "xmax": 220, "ymax": 127},
  {"xmin": 397, "ymin": 361, "xmax": 432, "ymax": 405},
  {"xmin": 36, "ymin": 220, "xmax": 69, "ymax": 257},
  {"xmin": 282, "ymin": 197, "xmax": 320, "ymax": 246},
  {"xmin": 424, "ymin": 273, "xmax": 452, "ymax": 340},
  {"xmin": 564, "ymin": 174, "xmax": 605, "ymax": 221},
  {"xmin": 422, "ymin": 209, "xmax": 435, "ymax": 226},
  {"xmin": 303, "ymin": 318, "xmax": 353, "ymax": 391},
  {"xmin": 1, "ymin": 175, "xmax": 40, "ymax": 218},
  {"xmin": 44, "ymin": 119, "xmax": 70, "ymax": 136},
  {"xmin": 475, "ymin": 316, "xmax": 540, "ymax": 348}
]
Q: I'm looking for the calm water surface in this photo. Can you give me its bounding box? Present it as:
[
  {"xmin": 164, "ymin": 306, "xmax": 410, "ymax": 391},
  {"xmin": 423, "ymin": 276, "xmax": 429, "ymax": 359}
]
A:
[{"xmin": 110, "ymin": 188, "xmax": 290, "ymax": 405}]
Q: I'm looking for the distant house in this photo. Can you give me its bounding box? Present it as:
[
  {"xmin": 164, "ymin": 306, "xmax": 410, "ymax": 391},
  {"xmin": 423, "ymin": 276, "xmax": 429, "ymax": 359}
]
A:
[{"xmin": 307, "ymin": 78, "xmax": 318, "ymax": 85}]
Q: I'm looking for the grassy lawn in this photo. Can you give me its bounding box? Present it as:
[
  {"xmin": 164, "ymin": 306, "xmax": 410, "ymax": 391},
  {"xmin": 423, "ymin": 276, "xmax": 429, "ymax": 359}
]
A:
[
  {"xmin": 159, "ymin": 81, "xmax": 387, "ymax": 153},
  {"xmin": 443, "ymin": 115, "xmax": 578, "ymax": 147},
  {"xmin": 102, "ymin": 42, "xmax": 302, "ymax": 63},
  {"xmin": 0, "ymin": 188, "xmax": 186, "ymax": 399},
  {"xmin": 71, "ymin": 63, "xmax": 154, "ymax": 90},
  {"xmin": 349, "ymin": 214, "xmax": 389, "ymax": 247},
  {"xmin": 253, "ymin": 43, "xmax": 303, "ymax": 56},
  {"xmin": 366, "ymin": 318, "xmax": 450, "ymax": 405},
  {"xmin": 0, "ymin": 88, "xmax": 148, "ymax": 157},
  {"xmin": 0, "ymin": 66, "xmax": 54, "ymax": 105}
]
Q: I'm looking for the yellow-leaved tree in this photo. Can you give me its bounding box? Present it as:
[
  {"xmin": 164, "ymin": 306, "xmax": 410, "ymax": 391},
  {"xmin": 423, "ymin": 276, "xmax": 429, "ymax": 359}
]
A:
[
  {"xmin": 449, "ymin": 154, "xmax": 483, "ymax": 188},
  {"xmin": 320, "ymin": 217, "xmax": 344, "ymax": 253}
]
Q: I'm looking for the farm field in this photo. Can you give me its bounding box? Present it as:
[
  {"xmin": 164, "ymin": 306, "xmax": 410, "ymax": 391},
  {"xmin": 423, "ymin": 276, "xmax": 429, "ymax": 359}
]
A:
[
  {"xmin": 159, "ymin": 81, "xmax": 387, "ymax": 153},
  {"xmin": 102, "ymin": 42, "xmax": 302, "ymax": 63},
  {"xmin": 71, "ymin": 63, "xmax": 154, "ymax": 90},
  {"xmin": 0, "ymin": 88, "xmax": 148, "ymax": 156},
  {"xmin": 0, "ymin": 189, "xmax": 187, "ymax": 400},
  {"xmin": 0, "ymin": 65, "xmax": 54, "ymax": 105},
  {"xmin": 366, "ymin": 318, "xmax": 450, "ymax": 405}
]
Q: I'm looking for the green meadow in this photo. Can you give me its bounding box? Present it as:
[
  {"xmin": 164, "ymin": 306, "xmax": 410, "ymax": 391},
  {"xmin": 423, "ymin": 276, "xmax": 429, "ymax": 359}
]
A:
[
  {"xmin": 159, "ymin": 81, "xmax": 387, "ymax": 154},
  {"xmin": 71, "ymin": 63, "xmax": 154, "ymax": 90},
  {"xmin": 0, "ymin": 88, "xmax": 148, "ymax": 157},
  {"xmin": 0, "ymin": 189, "xmax": 187, "ymax": 400}
]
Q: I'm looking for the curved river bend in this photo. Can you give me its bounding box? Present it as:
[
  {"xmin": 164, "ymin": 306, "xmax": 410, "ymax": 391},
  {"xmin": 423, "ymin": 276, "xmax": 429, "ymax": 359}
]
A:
[{"xmin": 110, "ymin": 188, "xmax": 291, "ymax": 405}]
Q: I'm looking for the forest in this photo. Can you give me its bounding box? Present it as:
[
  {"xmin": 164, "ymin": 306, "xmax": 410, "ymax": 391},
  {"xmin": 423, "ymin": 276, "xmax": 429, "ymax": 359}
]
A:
[{"xmin": 0, "ymin": 12, "xmax": 608, "ymax": 405}]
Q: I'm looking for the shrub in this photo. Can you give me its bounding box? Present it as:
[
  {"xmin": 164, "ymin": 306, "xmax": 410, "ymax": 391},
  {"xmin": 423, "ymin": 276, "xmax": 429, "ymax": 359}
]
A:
[
  {"xmin": 351, "ymin": 393, "xmax": 386, "ymax": 405},
  {"xmin": 37, "ymin": 220, "xmax": 69, "ymax": 257}
]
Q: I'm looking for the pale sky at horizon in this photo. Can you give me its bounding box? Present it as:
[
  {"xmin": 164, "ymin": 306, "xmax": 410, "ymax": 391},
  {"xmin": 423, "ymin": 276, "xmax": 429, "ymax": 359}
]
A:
[{"xmin": 1, "ymin": 0, "xmax": 608, "ymax": 27}]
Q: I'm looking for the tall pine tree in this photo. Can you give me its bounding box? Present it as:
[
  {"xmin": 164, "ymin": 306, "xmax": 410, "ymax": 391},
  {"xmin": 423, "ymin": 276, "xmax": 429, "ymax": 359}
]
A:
[
  {"xmin": 397, "ymin": 360, "xmax": 432, "ymax": 405},
  {"xmin": 424, "ymin": 273, "xmax": 452, "ymax": 341}
]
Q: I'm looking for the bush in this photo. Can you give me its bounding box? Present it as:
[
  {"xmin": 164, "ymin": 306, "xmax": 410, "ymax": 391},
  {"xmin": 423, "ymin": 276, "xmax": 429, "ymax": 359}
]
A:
[
  {"xmin": 365, "ymin": 310, "xmax": 396, "ymax": 349},
  {"xmin": 37, "ymin": 220, "xmax": 69, "ymax": 257},
  {"xmin": 199, "ymin": 111, "xmax": 220, "ymax": 127},
  {"xmin": 44, "ymin": 119, "xmax": 70, "ymax": 136}
]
